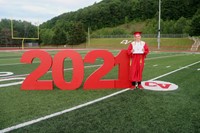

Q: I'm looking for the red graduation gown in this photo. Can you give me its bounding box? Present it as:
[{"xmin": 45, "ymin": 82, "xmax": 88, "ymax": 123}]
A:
[{"xmin": 127, "ymin": 41, "xmax": 149, "ymax": 82}]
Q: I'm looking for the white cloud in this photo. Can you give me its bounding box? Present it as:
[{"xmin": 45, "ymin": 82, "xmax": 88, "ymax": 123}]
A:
[{"xmin": 0, "ymin": 0, "xmax": 102, "ymax": 24}]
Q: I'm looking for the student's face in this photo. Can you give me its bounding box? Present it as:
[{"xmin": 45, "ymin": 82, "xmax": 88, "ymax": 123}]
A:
[{"xmin": 134, "ymin": 35, "xmax": 141, "ymax": 41}]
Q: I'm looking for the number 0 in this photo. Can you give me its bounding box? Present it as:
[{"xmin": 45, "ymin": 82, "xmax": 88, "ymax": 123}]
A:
[{"xmin": 52, "ymin": 50, "xmax": 84, "ymax": 90}]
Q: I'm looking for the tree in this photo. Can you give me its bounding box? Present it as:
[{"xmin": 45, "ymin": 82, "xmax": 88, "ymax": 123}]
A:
[
  {"xmin": 0, "ymin": 28, "xmax": 12, "ymax": 46},
  {"xmin": 66, "ymin": 22, "xmax": 86, "ymax": 45},
  {"xmin": 0, "ymin": 19, "xmax": 38, "ymax": 47},
  {"xmin": 190, "ymin": 12, "xmax": 200, "ymax": 36},
  {"xmin": 174, "ymin": 17, "xmax": 189, "ymax": 34},
  {"xmin": 52, "ymin": 20, "xmax": 67, "ymax": 45},
  {"xmin": 40, "ymin": 29, "xmax": 54, "ymax": 45}
]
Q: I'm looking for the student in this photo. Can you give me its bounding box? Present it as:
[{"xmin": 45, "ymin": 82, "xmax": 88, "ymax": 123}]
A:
[{"xmin": 127, "ymin": 32, "xmax": 149, "ymax": 89}]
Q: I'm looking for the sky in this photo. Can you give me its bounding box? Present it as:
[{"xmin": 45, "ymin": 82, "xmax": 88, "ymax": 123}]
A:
[{"xmin": 0, "ymin": 0, "xmax": 102, "ymax": 25}]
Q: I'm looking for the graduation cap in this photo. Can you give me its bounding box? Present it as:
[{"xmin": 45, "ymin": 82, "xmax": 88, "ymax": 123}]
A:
[{"xmin": 133, "ymin": 32, "xmax": 142, "ymax": 37}]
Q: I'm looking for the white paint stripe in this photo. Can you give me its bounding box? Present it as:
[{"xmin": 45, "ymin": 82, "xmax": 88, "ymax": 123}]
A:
[
  {"xmin": 0, "ymin": 89, "xmax": 129, "ymax": 133},
  {"xmin": 0, "ymin": 50, "xmax": 90, "ymax": 67},
  {"xmin": 1, "ymin": 60, "xmax": 200, "ymax": 132},
  {"xmin": 166, "ymin": 66, "xmax": 171, "ymax": 68},
  {"xmin": 150, "ymin": 61, "xmax": 200, "ymax": 81},
  {"xmin": 0, "ymin": 58, "xmax": 20, "ymax": 60},
  {"xmin": 0, "ymin": 54, "xmax": 184, "ymax": 79},
  {"xmin": 0, "ymin": 52, "xmax": 190, "ymax": 66},
  {"xmin": 0, "ymin": 78, "xmax": 25, "ymax": 88},
  {"xmin": 197, "ymin": 68, "xmax": 200, "ymax": 71},
  {"xmin": 153, "ymin": 64, "xmax": 158, "ymax": 67},
  {"xmin": 0, "ymin": 65, "xmax": 102, "ymax": 80},
  {"xmin": 0, "ymin": 62, "xmax": 24, "ymax": 66},
  {"xmin": 146, "ymin": 53, "xmax": 190, "ymax": 60},
  {"xmin": 0, "ymin": 72, "xmax": 13, "ymax": 77}
]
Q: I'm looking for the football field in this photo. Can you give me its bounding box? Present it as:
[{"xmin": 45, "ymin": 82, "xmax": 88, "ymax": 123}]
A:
[{"xmin": 0, "ymin": 49, "xmax": 200, "ymax": 133}]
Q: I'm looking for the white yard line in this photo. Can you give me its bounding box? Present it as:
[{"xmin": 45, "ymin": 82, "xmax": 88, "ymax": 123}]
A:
[
  {"xmin": 1, "ymin": 60, "xmax": 200, "ymax": 133},
  {"xmin": 150, "ymin": 61, "xmax": 200, "ymax": 81},
  {"xmin": 0, "ymin": 65, "xmax": 102, "ymax": 79},
  {"xmin": 146, "ymin": 53, "xmax": 190, "ymax": 60},
  {"xmin": 0, "ymin": 53, "xmax": 189, "ymax": 79},
  {"xmin": 0, "ymin": 62, "xmax": 24, "ymax": 66},
  {"xmin": 0, "ymin": 58, "xmax": 20, "ymax": 61},
  {"xmin": 0, "ymin": 52, "xmax": 190, "ymax": 66}
]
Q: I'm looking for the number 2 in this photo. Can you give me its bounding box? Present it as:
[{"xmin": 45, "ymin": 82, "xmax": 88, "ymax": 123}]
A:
[
  {"xmin": 84, "ymin": 50, "xmax": 115, "ymax": 89},
  {"xmin": 20, "ymin": 50, "xmax": 53, "ymax": 90}
]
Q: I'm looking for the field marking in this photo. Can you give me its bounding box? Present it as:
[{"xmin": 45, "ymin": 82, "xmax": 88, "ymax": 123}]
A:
[
  {"xmin": 0, "ymin": 64, "xmax": 102, "ymax": 80},
  {"xmin": 0, "ymin": 53, "xmax": 191, "ymax": 79},
  {"xmin": 1, "ymin": 60, "xmax": 200, "ymax": 133},
  {"xmin": 146, "ymin": 53, "xmax": 190, "ymax": 60},
  {"xmin": 0, "ymin": 58, "xmax": 20, "ymax": 60},
  {"xmin": 0, "ymin": 72, "xmax": 13, "ymax": 77},
  {"xmin": 0, "ymin": 52, "xmax": 191, "ymax": 66},
  {"xmin": 0, "ymin": 50, "xmax": 90, "ymax": 66},
  {"xmin": 150, "ymin": 60, "xmax": 200, "ymax": 81},
  {"xmin": 0, "ymin": 78, "xmax": 25, "ymax": 88}
]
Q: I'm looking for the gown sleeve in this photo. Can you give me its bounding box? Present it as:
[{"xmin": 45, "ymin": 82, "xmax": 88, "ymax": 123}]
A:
[
  {"xmin": 127, "ymin": 43, "xmax": 133, "ymax": 56},
  {"xmin": 143, "ymin": 43, "xmax": 149, "ymax": 58}
]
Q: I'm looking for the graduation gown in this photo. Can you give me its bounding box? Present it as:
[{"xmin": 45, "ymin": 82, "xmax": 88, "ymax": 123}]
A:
[{"xmin": 127, "ymin": 41, "xmax": 149, "ymax": 82}]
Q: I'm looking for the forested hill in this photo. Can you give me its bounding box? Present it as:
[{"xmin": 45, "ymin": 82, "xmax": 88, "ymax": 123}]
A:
[
  {"xmin": 1, "ymin": 0, "xmax": 199, "ymax": 46},
  {"xmin": 41, "ymin": 0, "xmax": 200, "ymax": 31}
]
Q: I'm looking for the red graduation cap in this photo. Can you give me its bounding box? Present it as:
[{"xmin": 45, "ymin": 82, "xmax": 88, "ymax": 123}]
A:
[{"xmin": 133, "ymin": 32, "xmax": 142, "ymax": 37}]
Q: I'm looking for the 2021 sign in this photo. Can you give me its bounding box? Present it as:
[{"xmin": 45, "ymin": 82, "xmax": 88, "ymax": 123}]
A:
[{"xmin": 20, "ymin": 50, "xmax": 132, "ymax": 90}]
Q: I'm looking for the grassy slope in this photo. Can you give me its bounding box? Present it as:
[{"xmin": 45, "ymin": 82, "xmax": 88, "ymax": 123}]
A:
[
  {"xmin": 86, "ymin": 38, "xmax": 194, "ymax": 51},
  {"xmin": 87, "ymin": 20, "xmax": 197, "ymax": 51}
]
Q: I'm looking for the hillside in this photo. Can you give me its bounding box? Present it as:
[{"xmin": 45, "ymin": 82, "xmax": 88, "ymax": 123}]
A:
[
  {"xmin": 38, "ymin": 0, "xmax": 200, "ymax": 45},
  {"xmin": 41, "ymin": 0, "xmax": 200, "ymax": 31},
  {"xmin": 1, "ymin": 0, "xmax": 200, "ymax": 47}
]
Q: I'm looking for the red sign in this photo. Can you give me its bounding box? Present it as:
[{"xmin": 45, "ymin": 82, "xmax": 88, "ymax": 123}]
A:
[{"xmin": 20, "ymin": 50, "xmax": 132, "ymax": 90}]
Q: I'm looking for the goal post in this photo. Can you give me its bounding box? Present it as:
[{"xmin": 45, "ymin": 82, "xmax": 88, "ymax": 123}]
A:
[{"xmin": 10, "ymin": 19, "xmax": 40, "ymax": 49}]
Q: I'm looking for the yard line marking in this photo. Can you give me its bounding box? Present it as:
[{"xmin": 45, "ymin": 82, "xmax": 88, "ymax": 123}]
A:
[
  {"xmin": 0, "ymin": 62, "xmax": 25, "ymax": 66},
  {"xmin": 0, "ymin": 89, "xmax": 128, "ymax": 133},
  {"xmin": 0, "ymin": 52, "xmax": 190, "ymax": 66},
  {"xmin": 153, "ymin": 64, "xmax": 158, "ymax": 67},
  {"xmin": 150, "ymin": 60, "xmax": 200, "ymax": 81},
  {"xmin": 0, "ymin": 58, "xmax": 20, "ymax": 60},
  {"xmin": 146, "ymin": 53, "xmax": 190, "ymax": 60},
  {"xmin": 0, "ymin": 53, "xmax": 191, "ymax": 79},
  {"xmin": 0, "ymin": 64, "xmax": 102, "ymax": 80},
  {"xmin": 0, "ymin": 78, "xmax": 25, "ymax": 88},
  {"xmin": 1, "ymin": 60, "xmax": 200, "ymax": 133},
  {"xmin": 0, "ymin": 72, "xmax": 13, "ymax": 77},
  {"xmin": 166, "ymin": 66, "xmax": 171, "ymax": 68},
  {"xmin": 197, "ymin": 68, "xmax": 200, "ymax": 71}
]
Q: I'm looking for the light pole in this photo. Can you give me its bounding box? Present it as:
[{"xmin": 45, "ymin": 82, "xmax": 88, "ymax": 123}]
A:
[
  {"xmin": 158, "ymin": 0, "xmax": 161, "ymax": 49},
  {"xmin": 88, "ymin": 27, "xmax": 90, "ymax": 47}
]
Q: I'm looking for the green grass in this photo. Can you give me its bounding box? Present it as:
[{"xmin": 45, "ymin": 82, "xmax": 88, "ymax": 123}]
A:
[{"xmin": 0, "ymin": 50, "xmax": 200, "ymax": 133}]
